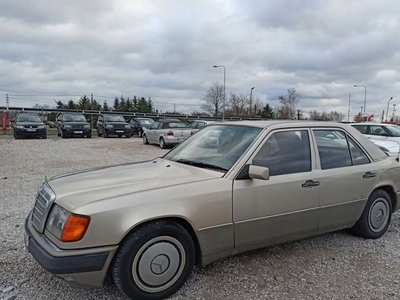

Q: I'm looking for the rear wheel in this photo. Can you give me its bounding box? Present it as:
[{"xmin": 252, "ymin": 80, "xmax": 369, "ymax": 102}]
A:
[
  {"xmin": 118, "ymin": 135, "xmax": 122, "ymax": 138},
  {"xmin": 160, "ymin": 137, "xmax": 166, "ymax": 149},
  {"xmin": 143, "ymin": 134, "xmax": 149, "ymax": 144},
  {"xmin": 125, "ymin": 135, "xmax": 131, "ymax": 138},
  {"xmin": 61, "ymin": 130, "xmax": 67, "ymax": 139},
  {"xmin": 42, "ymin": 134, "xmax": 47, "ymax": 139},
  {"xmin": 97, "ymin": 129, "xmax": 101, "ymax": 137},
  {"xmin": 112, "ymin": 221, "xmax": 195, "ymax": 300},
  {"xmin": 103, "ymin": 132, "xmax": 108, "ymax": 138},
  {"xmin": 351, "ymin": 189, "xmax": 392, "ymax": 239}
]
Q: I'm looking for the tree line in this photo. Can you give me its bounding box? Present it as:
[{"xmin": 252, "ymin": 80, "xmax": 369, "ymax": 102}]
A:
[
  {"xmin": 47, "ymin": 95, "xmax": 156, "ymax": 113},
  {"xmin": 199, "ymin": 83, "xmax": 345, "ymax": 121}
]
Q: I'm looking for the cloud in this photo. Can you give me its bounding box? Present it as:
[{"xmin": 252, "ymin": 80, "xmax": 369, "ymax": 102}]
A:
[{"xmin": 0, "ymin": 0, "xmax": 399, "ymax": 116}]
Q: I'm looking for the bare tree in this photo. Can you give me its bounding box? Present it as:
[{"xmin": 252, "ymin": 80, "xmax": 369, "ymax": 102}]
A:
[
  {"xmin": 277, "ymin": 88, "xmax": 300, "ymax": 119},
  {"xmin": 309, "ymin": 110, "xmax": 345, "ymax": 121},
  {"xmin": 201, "ymin": 82, "xmax": 224, "ymax": 117},
  {"xmin": 329, "ymin": 111, "xmax": 345, "ymax": 122},
  {"xmin": 309, "ymin": 110, "xmax": 321, "ymax": 120},
  {"xmin": 229, "ymin": 92, "xmax": 248, "ymax": 117}
]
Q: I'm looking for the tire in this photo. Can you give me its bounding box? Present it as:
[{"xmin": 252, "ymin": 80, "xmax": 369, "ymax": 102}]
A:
[
  {"xmin": 42, "ymin": 134, "xmax": 47, "ymax": 139},
  {"xmin": 143, "ymin": 134, "xmax": 149, "ymax": 145},
  {"xmin": 61, "ymin": 130, "xmax": 67, "ymax": 139},
  {"xmin": 103, "ymin": 132, "xmax": 108, "ymax": 138},
  {"xmin": 125, "ymin": 135, "xmax": 131, "ymax": 138},
  {"xmin": 87, "ymin": 134, "xmax": 92, "ymax": 138},
  {"xmin": 160, "ymin": 137, "xmax": 166, "ymax": 149},
  {"xmin": 139, "ymin": 130, "xmax": 143, "ymax": 138},
  {"xmin": 350, "ymin": 189, "xmax": 392, "ymax": 239},
  {"xmin": 118, "ymin": 135, "xmax": 122, "ymax": 138},
  {"xmin": 97, "ymin": 129, "xmax": 101, "ymax": 137},
  {"xmin": 112, "ymin": 221, "xmax": 195, "ymax": 300}
]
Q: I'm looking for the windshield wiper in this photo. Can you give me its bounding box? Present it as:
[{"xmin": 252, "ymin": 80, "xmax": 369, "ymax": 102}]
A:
[{"xmin": 175, "ymin": 159, "xmax": 228, "ymax": 172}]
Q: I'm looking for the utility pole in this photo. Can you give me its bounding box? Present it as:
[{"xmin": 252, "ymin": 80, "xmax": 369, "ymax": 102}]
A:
[
  {"xmin": 393, "ymin": 104, "xmax": 396, "ymax": 122},
  {"xmin": 174, "ymin": 103, "xmax": 176, "ymax": 113},
  {"xmin": 348, "ymin": 93, "xmax": 351, "ymax": 122},
  {"xmin": 249, "ymin": 87, "xmax": 255, "ymax": 118},
  {"xmin": 90, "ymin": 93, "xmax": 94, "ymax": 130},
  {"xmin": 297, "ymin": 110, "xmax": 301, "ymax": 120},
  {"xmin": 6, "ymin": 93, "xmax": 9, "ymax": 111}
]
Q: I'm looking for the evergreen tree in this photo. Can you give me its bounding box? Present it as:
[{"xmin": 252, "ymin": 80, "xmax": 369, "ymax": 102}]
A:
[
  {"xmin": 138, "ymin": 97, "xmax": 148, "ymax": 113},
  {"xmin": 102, "ymin": 100, "xmax": 109, "ymax": 111},
  {"xmin": 126, "ymin": 97, "xmax": 133, "ymax": 112},
  {"xmin": 119, "ymin": 95, "xmax": 126, "ymax": 111},
  {"xmin": 55, "ymin": 100, "xmax": 66, "ymax": 109},
  {"xmin": 132, "ymin": 96, "xmax": 138, "ymax": 112},
  {"xmin": 113, "ymin": 97, "xmax": 119, "ymax": 111},
  {"xmin": 91, "ymin": 99, "xmax": 102, "ymax": 110},
  {"xmin": 147, "ymin": 97, "xmax": 154, "ymax": 113},
  {"xmin": 77, "ymin": 95, "xmax": 91, "ymax": 110},
  {"xmin": 67, "ymin": 100, "xmax": 76, "ymax": 109},
  {"xmin": 261, "ymin": 103, "xmax": 274, "ymax": 119}
]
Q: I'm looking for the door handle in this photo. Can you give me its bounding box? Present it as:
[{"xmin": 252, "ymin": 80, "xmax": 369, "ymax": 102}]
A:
[
  {"xmin": 363, "ymin": 172, "xmax": 376, "ymax": 179},
  {"xmin": 302, "ymin": 180, "xmax": 320, "ymax": 188}
]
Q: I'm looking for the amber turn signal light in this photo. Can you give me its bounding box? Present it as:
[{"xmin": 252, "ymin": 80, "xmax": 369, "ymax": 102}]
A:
[{"xmin": 61, "ymin": 214, "xmax": 90, "ymax": 242}]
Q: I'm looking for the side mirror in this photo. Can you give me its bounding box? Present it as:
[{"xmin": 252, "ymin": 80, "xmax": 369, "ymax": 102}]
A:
[
  {"xmin": 326, "ymin": 134, "xmax": 336, "ymax": 139},
  {"xmin": 248, "ymin": 165, "xmax": 270, "ymax": 180}
]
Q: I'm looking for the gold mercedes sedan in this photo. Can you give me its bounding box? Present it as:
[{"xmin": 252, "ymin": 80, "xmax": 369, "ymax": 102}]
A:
[{"xmin": 25, "ymin": 121, "xmax": 400, "ymax": 300}]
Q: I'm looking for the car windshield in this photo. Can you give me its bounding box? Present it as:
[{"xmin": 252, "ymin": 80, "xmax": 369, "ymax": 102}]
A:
[
  {"xmin": 63, "ymin": 114, "xmax": 86, "ymax": 122},
  {"xmin": 385, "ymin": 125, "xmax": 400, "ymax": 137},
  {"xmin": 138, "ymin": 119, "xmax": 154, "ymax": 125},
  {"xmin": 164, "ymin": 125, "xmax": 262, "ymax": 172},
  {"xmin": 17, "ymin": 115, "xmax": 42, "ymax": 123},
  {"xmin": 104, "ymin": 115, "xmax": 126, "ymax": 122}
]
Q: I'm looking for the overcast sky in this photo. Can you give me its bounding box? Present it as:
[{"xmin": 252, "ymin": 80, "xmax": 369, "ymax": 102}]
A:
[{"xmin": 1, "ymin": 0, "xmax": 400, "ymax": 118}]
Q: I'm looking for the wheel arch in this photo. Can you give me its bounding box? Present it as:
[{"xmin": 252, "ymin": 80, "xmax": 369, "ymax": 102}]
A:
[
  {"xmin": 116, "ymin": 216, "xmax": 203, "ymax": 266},
  {"xmin": 373, "ymin": 185, "xmax": 397, "ymax": 211}
]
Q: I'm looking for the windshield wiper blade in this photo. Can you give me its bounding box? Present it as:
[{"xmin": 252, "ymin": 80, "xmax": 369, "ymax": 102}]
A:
[{"xmin": 175, "ymin": 159, "xmax": 228, "ymax": 172}]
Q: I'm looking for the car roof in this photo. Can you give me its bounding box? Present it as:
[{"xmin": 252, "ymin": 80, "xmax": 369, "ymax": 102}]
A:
[
  {"xmin": 206, "ymin": 120, "xmax": 355, "ymax": 129},
  {"xmin": 351, "ymin": 123, "xmax": 397, "ymax": 126},
  {"xmin": 158, "ymin": 119, "xmax": 182, "ymax": 122}
]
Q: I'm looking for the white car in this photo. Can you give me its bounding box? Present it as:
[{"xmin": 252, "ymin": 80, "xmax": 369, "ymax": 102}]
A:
[
  {"xmin": 351, "ymin": 123, "xmax": 400, "ymax": 145},
  {"xmin": 370, "ymin": 139, "xmax": 400, "ymax": 157}
]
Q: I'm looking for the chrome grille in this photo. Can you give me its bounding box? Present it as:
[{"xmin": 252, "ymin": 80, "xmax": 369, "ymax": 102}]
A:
[
  {"xmin": 113, "ymin": 124, "xmax": 125, "ymax": 129},
  {"xmin": 23, "ymin": 125, "xmax": 38, "ymax": 129},
  {"xmin": 71, "ymin": 124, "xmax": 84, "ymax": 129},
  {"xmin": 31, "ymin": 183, "xmax": 56, "ymax": 232}
]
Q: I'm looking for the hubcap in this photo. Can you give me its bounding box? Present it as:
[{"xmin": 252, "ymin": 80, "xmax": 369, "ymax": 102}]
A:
[
  {"xmin": 143, "ymin": 135, "xmax": 147, "ymax": 143},
  {"xmin": 369, "ymin": 197, "xmax": 390, "ymax": 233},
  {"xmin": 132, "ymin": 236, "xmax": 185, "ymax": 293}
]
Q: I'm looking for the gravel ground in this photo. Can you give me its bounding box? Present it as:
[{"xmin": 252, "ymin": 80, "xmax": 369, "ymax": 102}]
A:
[{"xmin": 1, "ymin": 136, "xmax": 400, "ymax": 300}]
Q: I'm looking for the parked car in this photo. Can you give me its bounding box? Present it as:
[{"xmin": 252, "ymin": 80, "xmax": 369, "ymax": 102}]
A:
[
  {"xmin": 96, "ymin": 114, "xmax": 131, "ymax": 138},
  {"xmin": 189, "ymin": 120, "xmax": 222, "ymax": 148},
  {"xmin": 24, "ymin": 121, "xmax": 400, "ymax": 300},
  {"xmin": 351, "ymin": 123, "xmax": 400, "ymax": 145},
  {"xmin": 12, "ymin": 112, "xmax": 47, "ymax": 139},
  {"xmin": 142, "ymin": 119, "xmax": 192, "ymax": 148},
  {"xmin": 129, "ymin": 117, "xmax": 154, "ymax": 137},
  {"xmin": 370, "ymin": 139, "xmax": 400, "ymax": 157},
  {"xmin": 43, "ymin": 120, "xmax": 56, "ymax": 128},
  {"xmin": 56, "ymin": 113, "xmax": 91, "ymax": 138}
]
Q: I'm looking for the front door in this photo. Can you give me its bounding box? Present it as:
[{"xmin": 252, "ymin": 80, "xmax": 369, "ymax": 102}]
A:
[
  {"xmin": 233, "ymin": 129, "xmax": 320, "ymax": 248},
  {"xmin": 146, "ymin": 122, "xmax": 159, "ymax": 143}
]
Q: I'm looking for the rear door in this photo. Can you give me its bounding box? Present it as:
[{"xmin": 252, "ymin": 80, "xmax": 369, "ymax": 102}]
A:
[{"xmin": 312, "ymin": 128, "xmax": 377, "ymax": 230}]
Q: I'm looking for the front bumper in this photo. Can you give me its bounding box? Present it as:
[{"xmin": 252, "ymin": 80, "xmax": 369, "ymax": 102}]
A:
[
  {"xmin": 63, "ymin": 128, "xmax": 91, "ymax": 136},
  {"xmin": 14, "ymin": 128, "xmax": 46, "ymax": 137},
  {"xmin": 24, "ymin": 216, "xmax": 118, "ymax": 287},
  {"xmin": 105, "ymin": 128, "xmax": 131, "ymax": 135}
]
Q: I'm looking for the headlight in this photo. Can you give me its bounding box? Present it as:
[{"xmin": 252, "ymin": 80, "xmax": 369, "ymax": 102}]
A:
[
  {"xmin": 46, "ymin": 204, "xmax": 90, "ymax": 242},
  {"xmin": 106, "ymin": 124, "xmax": 114, "ymax": 128},
  {"xmin": 125, "ymin": 124, "xmax": 130, "ymax": 129},
  {"xmin": 16, "ymin": 125, "xmax": 24, "ymax": 129},
  {"xmin": 84, "ymin": 124, "xmax": 90, "ymax": 129},
  {"xmin": 64, "ymin": 124, "xmax": 72, "ymax": 128},
  {"xmin": 38, "ymin": 125, "xmax": 45, "ymax": 129}
]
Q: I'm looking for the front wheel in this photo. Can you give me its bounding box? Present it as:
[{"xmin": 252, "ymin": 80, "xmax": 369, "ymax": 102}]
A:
[
  {"xmin": 351, "ymin": 189, "xmax": 392, "ymax": 239},
  {"xmin": 143, "ymin": 134, "xmax": 149, "ymax": 144},
  {"xmin": 112, "ymin": 221, "xmax": 195, "ymax": 300}
]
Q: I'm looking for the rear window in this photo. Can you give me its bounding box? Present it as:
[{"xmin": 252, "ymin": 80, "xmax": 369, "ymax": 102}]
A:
[{"xmin": 164, "ymin": 122, "xmax": 188, "ymax": 129}]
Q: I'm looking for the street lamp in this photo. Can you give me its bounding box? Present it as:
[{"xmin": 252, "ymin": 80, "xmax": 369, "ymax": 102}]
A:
[
  {"xmin": 393, "ymin": 104, "xmax": 397, "ymax": 122},
  {"xmin": 354, "ymin": 84, "xmax": 367, "ymax": 113},
  {"xmin": 249, "ymin": 87, "xmax": 255, "ymax": 118},
  {"xmin": 213, "ymin": 65, "xmax": 226, "ymax": 120},
  {"xmin": 386, "ymin": 97, "xmax": 394, "ymax": 121}
]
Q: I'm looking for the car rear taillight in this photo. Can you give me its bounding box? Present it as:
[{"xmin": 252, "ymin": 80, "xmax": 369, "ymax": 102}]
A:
[
  {"xmin": 190, "ymin": 131, "xmax": 195, "ymax": 135},
  {"xmin": 208, "ymin": 131, "xmax": 214, "ymax": 137},
  {"xmin": 167, "ymin": 130, "xmax": 174, "ymax": 136}
]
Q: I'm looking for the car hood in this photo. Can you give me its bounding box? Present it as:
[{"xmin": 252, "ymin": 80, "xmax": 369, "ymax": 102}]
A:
[{"xmin": 49, "ymin": 158, "xmax": 222, "ymax": 211}]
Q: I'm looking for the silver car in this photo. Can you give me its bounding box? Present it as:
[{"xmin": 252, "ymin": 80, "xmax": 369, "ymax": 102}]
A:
[
  {"xmin": 142, "ymin": 119, "xmax": 192, "ymax": 148},
  {"xmin": 24, "ymin": 121, "xmax": 400, "ymax": 300}
]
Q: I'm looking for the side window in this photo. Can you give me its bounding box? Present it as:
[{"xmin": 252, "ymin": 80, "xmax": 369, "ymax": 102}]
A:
[
  {"xmin": 352, "ymin": 125, "xmax": 368, "ymax": 134},
  {"xmin": 158, "ymin": 123, "xmax": 163, "ymax": 129},
  {"xmin": 189, "ymin": 122, "xmax": 197, "ymax": 129},
  {"xmin": 369, "ymin": 125, "xmax": 389, "ymax": 136},
  {"xmin": 314, "ymin": 130, "xmax": 352, "ymax": 170},
  {"xmin": 253, "ymin": 130, "xmax": 311, "ymax": 176},
  {"xmin": 197, "ymin": 122, "xmax": 206, "ymax": 129},
  {"xmin": 348, "ymin": 138, "xmax": 370, "ymax": 165},
  {"xmin": 149, "ymin": 122, "xmax": 159, "ymax": 130}
]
